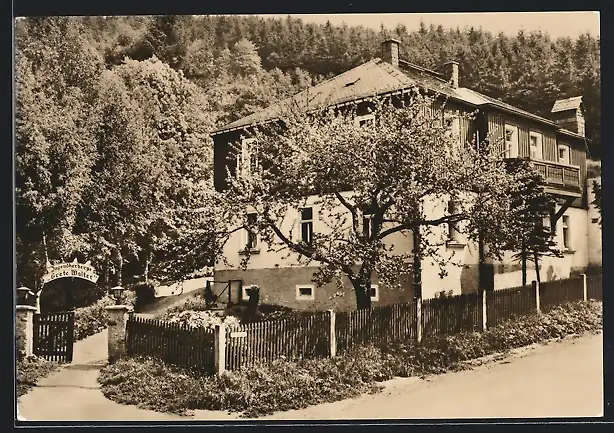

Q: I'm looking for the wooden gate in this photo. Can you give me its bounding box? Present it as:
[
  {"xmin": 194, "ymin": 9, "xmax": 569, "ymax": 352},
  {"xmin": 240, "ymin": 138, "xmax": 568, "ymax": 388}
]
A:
[{"xmin": 33, "ymin": 311, "xmax": 74, "ymax": 362}]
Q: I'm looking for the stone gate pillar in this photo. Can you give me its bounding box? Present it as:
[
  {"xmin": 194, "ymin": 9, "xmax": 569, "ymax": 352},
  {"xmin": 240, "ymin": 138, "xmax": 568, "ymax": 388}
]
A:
[
  {"xmin": 16, "ymin": 305, "xmax": 37, "ymax": 358},
  {"xmin": 104, "ymin": 305, "xmax": 133, "ymax": 363}
]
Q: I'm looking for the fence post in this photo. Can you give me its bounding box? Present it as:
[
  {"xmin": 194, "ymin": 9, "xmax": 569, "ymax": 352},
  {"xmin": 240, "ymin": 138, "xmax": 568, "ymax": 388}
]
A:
[
  {"xmin": 104, "ymin": 304, "xmax": 134, "ymax": 363},
  {"xmin": 481, "ymin": 289, "xmax": 487, "ymax": 331},
  {"xmin": 533, "ymin": 281, "xmax": 540, "ymax": 313},
  {"xmin": 581, "ymin": 273, "xmax": 588, "ymax": 301},
  {"xmin": 416, "ymin": 297, "xmax": 423, "ymax": 343},
  {"xmin": 16, "ymin": 305, "xmax": 37, "ymax": 358},
  {"xmin": 214, "ymin": 323, "xmax": 226, "ymax": 375},
  {"xmin": 328, "ymin": 309, "xmax": 336, "ymax": 358}
]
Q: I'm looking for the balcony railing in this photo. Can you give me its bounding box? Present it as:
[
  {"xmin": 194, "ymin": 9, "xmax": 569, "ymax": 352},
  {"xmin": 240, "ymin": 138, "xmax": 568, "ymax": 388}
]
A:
[{"xmin": 531, "ymin": 160, "xmax": 582, "ymax": 197}]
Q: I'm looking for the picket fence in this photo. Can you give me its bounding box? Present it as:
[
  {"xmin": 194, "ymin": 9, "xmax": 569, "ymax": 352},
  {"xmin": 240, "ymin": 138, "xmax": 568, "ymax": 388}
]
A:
[
  {"xmin": 125, "ymin": 273, "xmax": 602, "ymax": 374},
  {"xmin": 126, "ymin": 316, "xmax": 216, "ymax": 373}
]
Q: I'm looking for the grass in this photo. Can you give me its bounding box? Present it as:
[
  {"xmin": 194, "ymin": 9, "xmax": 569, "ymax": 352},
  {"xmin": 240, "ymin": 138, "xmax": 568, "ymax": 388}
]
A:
[
  {"xmin": 16, "ymin": 356, "xmax": 60, "ymax": 398},
  {"xmin": 98, "ymin": 300, "xmax": 602, "ymax": 418}
]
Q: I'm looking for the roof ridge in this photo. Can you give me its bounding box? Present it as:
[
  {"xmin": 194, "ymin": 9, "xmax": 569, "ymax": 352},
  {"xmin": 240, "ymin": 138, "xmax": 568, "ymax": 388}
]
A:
[{"xmin": 398, "ymin": 59, "xmax": 446, "ymax": 81}]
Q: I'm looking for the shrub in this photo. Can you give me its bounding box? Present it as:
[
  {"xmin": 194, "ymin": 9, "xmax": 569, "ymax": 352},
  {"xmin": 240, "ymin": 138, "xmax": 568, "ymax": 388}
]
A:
[
  {"xmin": 130, "ymin": 282, "xmax": 156, "ymax": 307},
  {"xmin": 16, "ymin": 355, "xmax": 60, "ymax": 397},
  {"xmin": 98, "ymin": 300, "xmax": 602, "ymax": 418},
  {"xmin": 161, "ymin": 309, "xmax": 241, "ymax": 330},
  {"xmin": 73, "ymin": 293, "xmax": 136, "ymax": 341}
]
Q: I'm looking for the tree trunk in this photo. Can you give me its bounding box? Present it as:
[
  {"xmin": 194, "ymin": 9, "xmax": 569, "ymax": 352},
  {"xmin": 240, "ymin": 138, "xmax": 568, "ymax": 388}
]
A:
[
  {"xmin": 413, "ymin": 229, "xmax": 422, "ymax": 298},
  {"xmin": 117, "ymin": 248, "xmax": 123, "ymax": 286},
  {"xmin": 521, "ymin": 240, "xmax": 527, "ymax": 287},
  {"xmin": 353, "ymin": 280, "xmax": 372, "ymax": 310},
  {"xmin": 144, "ymin": 250, "xmax": 151, "ymax": 283},
  {"xmin": 42, "ymin": 234, "xmax": 49, "ymax": 264},
  {"xmin": 534, "ymin": 250, "xmax": 541, "ymax": 285}
]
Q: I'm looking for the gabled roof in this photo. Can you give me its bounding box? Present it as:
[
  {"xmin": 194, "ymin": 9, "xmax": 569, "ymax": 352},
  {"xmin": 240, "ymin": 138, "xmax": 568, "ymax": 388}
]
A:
[
  {"xmin": 211, "ymin": 57, "xmax": 582, "ymax": 138},
  {"xmin": 212, "ymin": 58, "xmax": 461, "ymax": 135},
  {"xmin": 552, "ymin": 96, "xmax": 583, "ymax": 113}
]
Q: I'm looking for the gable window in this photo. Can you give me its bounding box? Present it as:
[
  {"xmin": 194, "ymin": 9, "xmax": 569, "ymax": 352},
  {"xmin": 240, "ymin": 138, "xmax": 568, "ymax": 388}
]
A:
[
  {"xmin": 296, "ymin": 285, "xmax": 315, "ymax": 301},
  {"xmin": 362, "ymin": 213, "xmax": 375, "ymax": 240},
  {"xmin": 562, "ymin": 215, "xmax": 571, "ymax": 249},
  {"xmin": 504, "ymin": 124, "xmax": 519, "ymax": 158},
  {"xmin": 369, "ymin": 284, "xmax": 379, "ymax": 302},
  {"xmin": 354, "ymin": 114, "xmax": 375, "ymax": 128},
  {"xmin": 529, "ymin": 131, "xmax": 543, "ymax": 159},
  {"xmin": 237, "ymin": 138, "xmax": 258, "ymax": 178},
  {"xmin": 300, "ymin": 207, "xmax": 314, "ymax": 244},
  {"xmin": 558, "ymin": 144, "xmax": 570, "ymax": 165},
  {"xmin": 244, "ymin": 213, "xmax": 259, "ymax": 250}
]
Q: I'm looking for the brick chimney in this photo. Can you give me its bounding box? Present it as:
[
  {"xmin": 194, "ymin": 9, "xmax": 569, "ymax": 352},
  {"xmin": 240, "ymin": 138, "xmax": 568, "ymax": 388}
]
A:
[
  {"xmin": 443, "ymin": 61, "xmax": 459, "ymax": 88},
  {"xmin": 551, "ymin": 96, "xmax": 585, "ymax": 137},
  {"xmin": 381, "ymin": 39, "xmax": 400, "ymax": 68}
]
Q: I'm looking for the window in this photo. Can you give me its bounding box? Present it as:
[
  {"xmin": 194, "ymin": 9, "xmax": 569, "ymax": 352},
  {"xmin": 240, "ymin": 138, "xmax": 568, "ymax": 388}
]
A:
[
  {"xmin": 562, "ymin": 215, "xmax": 571, "ymax": 249},
  {"xmin": 447, "ymin": 200, "xmax": 461, "ymax": 242},
  {"xmin": 300, "ymin": 207, "xmax": 314, "ymax": 244},
  {"xmin": 244, "ymin": 213, "xmax": 258, "ymax": 250},
  {"xmin": 237, "ymin": 138, "xmax": 258, "ymax": 178},
  {"xmin": 558, "ymin": 144, "xmax": 570, "ymax": 165},
  {"xmin": 296, "ymin": 285, "xmax": 315, "ymax": 301},
  {"xmin": 539, "ymin": 216, "xmax": 551, "ymax": 234},
  {"xmin": 529, "ymin": 131, "xmax": 543, "ymax": 159},
  {"xmin": 363, "ymin": 213, "xmax": 374, "ymax": 240},
  {"xmin": 369, "ymin": 284, "xmax": 379, "ymax": 302},
  {"xmin": 354, "ymin": 114, "xmax": 375, "ymax": 128},
  {"xmin": 505, "ymin": 124, "xmax": 519, "ymax": 158}
]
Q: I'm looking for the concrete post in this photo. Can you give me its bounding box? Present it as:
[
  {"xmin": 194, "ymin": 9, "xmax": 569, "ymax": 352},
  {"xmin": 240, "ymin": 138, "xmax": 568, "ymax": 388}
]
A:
[
  {"xmin": 482, "ymin": 289, "xmax": 487, "ymax": 331},
  {"xmin": 16, "ymin": 306, "xmax": 37, "ymax": 358},
  {"xmin": 581, "ymin": 273, "xmax": 588, "ymax": 301},
  {"xmin": 416, "ymin": 297, "xmax": 423, "ymax": 343},
  {"xmin": 328, "ymin": 309, "xmax": 337, "ymax": 358},
  {"xmin": 104, "ymin": 305, "xmax": 133, "ymax": 363},
  {"xmin": 533, "ymin": 280, "xmax": 540, "ymax": 313},
  {"xmin": 214, "ymin": 323, "xmax": 226, "ymax": 375}
]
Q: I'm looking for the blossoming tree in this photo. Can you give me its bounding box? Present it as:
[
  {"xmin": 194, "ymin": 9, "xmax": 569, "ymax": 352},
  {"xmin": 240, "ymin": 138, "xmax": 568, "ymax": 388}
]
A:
[{"xmin": 224, "ymin": 90, "xmax": 535, "ymax": 309}]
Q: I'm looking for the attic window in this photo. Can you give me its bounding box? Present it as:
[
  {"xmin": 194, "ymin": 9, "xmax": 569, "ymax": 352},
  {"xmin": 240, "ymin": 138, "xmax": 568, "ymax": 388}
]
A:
[{"xmin": 344, "ymin": 78, "xmax": 360, "ymax": 87}]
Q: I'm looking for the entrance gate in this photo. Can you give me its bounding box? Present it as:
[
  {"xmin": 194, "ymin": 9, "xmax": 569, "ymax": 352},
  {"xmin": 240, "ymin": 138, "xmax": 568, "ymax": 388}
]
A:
[{"xmin": 33, "ymin": 311, "xmax": 75, "ymax": 362}]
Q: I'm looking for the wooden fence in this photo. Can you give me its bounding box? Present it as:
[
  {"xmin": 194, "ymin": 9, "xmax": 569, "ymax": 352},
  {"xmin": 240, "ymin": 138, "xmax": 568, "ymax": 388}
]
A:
[
  {"xmin": 587, "ymin": 274, "xmax": 602, "ymax": 301},
  {"xmin": 486, "ymin": 284, "xmax": 536, "ymax": 328},
  {"xmin": 225, "ymin": 312, "xmax": 330, "ymax": 371},
  {"xmin": 335, "ymin": 301, "xmax": 417, "ymax": 354},
  {"xmin": 421, "ymin": 292, "xmax": 482, "ymax": 337},
  {"xmin": 539, "ymin": 277, "xmax": 585, "ymax": 312},
  {"xmin": 33, "ymin": 311, "xmax": 74, "ymax": 362},
  {"xmin": 126, "ymin": 315, "xmax": 216, "ymax": 373},
  {"xmin": 124, "ymin": 274, "xmax": 599, "ymax": 374}
]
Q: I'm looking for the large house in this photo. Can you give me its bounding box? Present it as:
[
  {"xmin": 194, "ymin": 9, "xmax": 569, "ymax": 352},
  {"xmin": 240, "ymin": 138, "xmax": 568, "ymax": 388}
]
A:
[{"xmin": 211, "ymin": 39, "xmax": 601, "ymax": 311}]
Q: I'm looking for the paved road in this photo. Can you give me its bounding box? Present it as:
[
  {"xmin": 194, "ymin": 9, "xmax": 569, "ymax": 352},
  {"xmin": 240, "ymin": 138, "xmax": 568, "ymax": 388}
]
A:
[
  {"xmin": 258, "ymin": 332, "xmax": 604, "ymax": 420},
  {"xmin": 18, "ymin": 331, "xmax": 603, "ymax": 421}
]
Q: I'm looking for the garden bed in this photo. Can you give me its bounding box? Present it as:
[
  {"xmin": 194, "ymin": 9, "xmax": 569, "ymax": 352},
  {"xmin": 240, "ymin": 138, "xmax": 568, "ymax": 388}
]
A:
[
  {"xmin": 98, "ymin": 300, "xmax": 602, "ymax": 418},
  {"xmin": 16, "ymin": 356, "xmax": 60, "ymax": 398}
]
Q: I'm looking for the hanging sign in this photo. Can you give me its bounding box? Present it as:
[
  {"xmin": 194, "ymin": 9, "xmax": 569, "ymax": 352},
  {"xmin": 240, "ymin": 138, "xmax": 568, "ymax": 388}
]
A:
[{"xmin": 42, "ymin": 259, "xmax": 99, "ymax": 285}]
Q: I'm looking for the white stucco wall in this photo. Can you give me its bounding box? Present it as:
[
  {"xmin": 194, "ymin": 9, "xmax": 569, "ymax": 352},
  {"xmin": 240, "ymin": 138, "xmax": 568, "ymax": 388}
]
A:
[
  {"xmin": 492, "ymin": 203, "xmax": 589, "ymax": 289},
  {"xmin": 419, "ymin": 192, "xmax": 480, "ymax": 298},
  {"xmin": 587, "ymin": 176, "xmax": 602, "ymax": 267},
  {"xmin": 217, "ymin": 192, "xmax": 414, "ymax": 272}
]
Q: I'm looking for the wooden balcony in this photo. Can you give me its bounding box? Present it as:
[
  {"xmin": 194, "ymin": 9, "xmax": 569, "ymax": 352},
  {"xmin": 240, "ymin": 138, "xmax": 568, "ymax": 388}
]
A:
[{"xmin": 531, "ymin": 160, "xmax": 583, "ymax": 198}]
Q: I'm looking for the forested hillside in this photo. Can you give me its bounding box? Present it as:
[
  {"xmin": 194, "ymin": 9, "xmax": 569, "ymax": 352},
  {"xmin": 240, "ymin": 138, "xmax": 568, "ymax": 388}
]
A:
[{"xmin": 14, "ymin": 15, "xmax": 601, "ymax": 289}]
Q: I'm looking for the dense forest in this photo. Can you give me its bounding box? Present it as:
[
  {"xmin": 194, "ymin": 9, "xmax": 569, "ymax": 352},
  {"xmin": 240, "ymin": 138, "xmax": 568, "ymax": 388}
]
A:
[{"xmin": 14, "ymin": 15, "xmax": 601, "ymax": 290}]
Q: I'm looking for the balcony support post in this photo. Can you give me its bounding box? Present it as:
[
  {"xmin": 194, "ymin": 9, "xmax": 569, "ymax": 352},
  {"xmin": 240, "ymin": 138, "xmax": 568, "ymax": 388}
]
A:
[{"xmin": 551, "ymin": 197, "xmax": 575, "ymax": 230}]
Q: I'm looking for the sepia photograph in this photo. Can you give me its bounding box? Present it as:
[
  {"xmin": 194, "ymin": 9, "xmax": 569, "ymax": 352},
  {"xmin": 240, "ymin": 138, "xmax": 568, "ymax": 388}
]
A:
[{"xmin": 14, "ymin": 10, "xmax": 603, "ymax": 423}]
